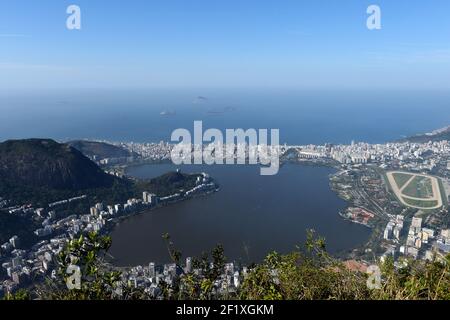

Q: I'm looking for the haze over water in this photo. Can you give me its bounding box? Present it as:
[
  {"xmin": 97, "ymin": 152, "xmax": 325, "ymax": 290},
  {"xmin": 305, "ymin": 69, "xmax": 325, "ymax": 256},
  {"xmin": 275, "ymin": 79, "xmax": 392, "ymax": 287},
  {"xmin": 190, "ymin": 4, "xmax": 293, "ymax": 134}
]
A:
[{"xmin": 1, "ymin": 89, "xmax": 450, "ymax": 145}]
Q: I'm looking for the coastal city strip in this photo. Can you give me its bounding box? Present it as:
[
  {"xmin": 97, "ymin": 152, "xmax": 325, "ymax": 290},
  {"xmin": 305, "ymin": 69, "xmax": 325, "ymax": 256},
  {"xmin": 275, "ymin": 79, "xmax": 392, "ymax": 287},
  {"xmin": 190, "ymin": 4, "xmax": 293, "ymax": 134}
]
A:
[{"xmin": 1, "ymin": 133, "xmax": 449, "ymax": 296}]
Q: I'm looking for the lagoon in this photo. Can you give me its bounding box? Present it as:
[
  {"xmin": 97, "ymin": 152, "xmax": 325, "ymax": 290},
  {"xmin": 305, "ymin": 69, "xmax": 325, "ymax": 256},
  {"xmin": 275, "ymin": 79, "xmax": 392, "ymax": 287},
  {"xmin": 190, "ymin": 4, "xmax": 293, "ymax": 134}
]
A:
[{"xmin": 109, "ymin": 163, "xmax": 371, "ymax": 266}]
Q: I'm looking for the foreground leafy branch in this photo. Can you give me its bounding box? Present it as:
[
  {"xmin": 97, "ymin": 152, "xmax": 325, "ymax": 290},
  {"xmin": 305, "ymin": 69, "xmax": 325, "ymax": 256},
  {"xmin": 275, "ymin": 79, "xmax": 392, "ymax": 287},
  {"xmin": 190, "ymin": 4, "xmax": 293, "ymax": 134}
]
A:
[{"xmin": 16, "ymin": 230, "xmax": 449, "ymax": 300}]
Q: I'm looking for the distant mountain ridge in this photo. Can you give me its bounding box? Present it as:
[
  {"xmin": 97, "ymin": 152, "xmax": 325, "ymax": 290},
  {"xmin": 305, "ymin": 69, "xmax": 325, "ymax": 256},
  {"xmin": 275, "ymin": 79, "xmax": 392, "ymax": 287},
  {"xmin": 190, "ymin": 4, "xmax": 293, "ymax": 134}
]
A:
[
  {"xmin": 400, "ymin": 125, "xmax": 450, "ymax": 143},
  {"xmin": 0, "ymin": 139, "xmax": 115, "ymax": 191}
]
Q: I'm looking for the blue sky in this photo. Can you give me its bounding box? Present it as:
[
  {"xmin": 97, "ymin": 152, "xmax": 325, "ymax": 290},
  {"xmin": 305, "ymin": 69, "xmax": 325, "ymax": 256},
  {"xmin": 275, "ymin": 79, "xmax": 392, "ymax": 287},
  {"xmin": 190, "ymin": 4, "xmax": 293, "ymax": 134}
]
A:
[{"xmin": 1, "ymin": 0, "xmax": 450, "ymax": 90}]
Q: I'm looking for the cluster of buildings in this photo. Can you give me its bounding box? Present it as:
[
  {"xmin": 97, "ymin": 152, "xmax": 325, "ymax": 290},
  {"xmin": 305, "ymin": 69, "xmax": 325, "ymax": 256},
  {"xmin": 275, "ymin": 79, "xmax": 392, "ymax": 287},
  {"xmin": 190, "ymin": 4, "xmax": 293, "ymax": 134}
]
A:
[
  {"xmin": 0, "ymin": 197, "xmax": 149, "ymax": 295},
  {"xmin": 383, "ymin": 215, "xmax": 404, "ymax": 242},
  {"xmin": 114, "ymin": 141, "xmax": 173, "ymax": 162},
  {"xmin": 295, "ymin": 138, "xmax": 450, "ymax": 264},
  {"xmin": 5, "ymin": 204, "xmax": 35, "ymax": 215},
  {"xmin": 436, "ymin": 229, "xmax": 450, "ymax": 254},
  {"xmin": 341, "ymin": 207, "xmax": 376, "ymax": 226},
  {"xmin": 121, "ymin": 258, "xmax": 245, "ymax": 298},
  {"xmin": 98, "ymin": 137, "xmax": 450, "ymax": 175},
  {"xmin": 98, "ymin": 157, "xmax": 135, "ymax": 166},
  {"xmin": 382, "ymin": 216, "xmax": 450, "ymax": 262},
  {"xmin": 293, "ymin": 140, "xmax": 450, "ymax": 171},
  {"xmin": 0, "ymin": 173, "xmax": 217, "ymax": 297},
  {"xmin": 4, "ymin": 195, "xmax": 87, "ymax": 216},
  {"xmin": 107, "ymin": 140, "xmax": 282, "ymax": 165},
  {"xmin": 402, "ymin": 217, "xmax": 438, "ymax": 260},
  {"xmin": 48, "ymin": 195, "xmax": 87, "ymax": 208},
  {"xmin": 296, "ymin": 137, "xmax": 450, "ymax": 267}
]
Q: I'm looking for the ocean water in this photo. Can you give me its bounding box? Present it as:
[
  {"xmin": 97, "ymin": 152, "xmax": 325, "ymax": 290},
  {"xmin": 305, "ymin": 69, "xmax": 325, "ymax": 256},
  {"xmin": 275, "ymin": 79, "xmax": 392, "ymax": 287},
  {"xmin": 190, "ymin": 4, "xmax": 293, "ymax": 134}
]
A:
[{"xmin": 1, "ymin": 89, "xmax": 449, "ymax": 144}]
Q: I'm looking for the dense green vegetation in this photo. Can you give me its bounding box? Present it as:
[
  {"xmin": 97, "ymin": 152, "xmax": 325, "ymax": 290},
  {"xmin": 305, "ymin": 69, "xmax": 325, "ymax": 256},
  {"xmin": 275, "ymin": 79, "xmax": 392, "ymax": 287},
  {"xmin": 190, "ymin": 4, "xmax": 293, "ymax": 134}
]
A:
[
  {"xmin": 402, "ymin": 198, "xmax": 438, "ymax": 208},
  {"xmin": 438, "ymin": 179, "xmax": 449, "ymax": 207},
  {"xmin": 0, "ymin": 172, "xmax": 205, "ymax": 249},
  {"xmin": 402, "ymin": 176, "xmax": 433, "ymax": 199},
  {"xmin": 401, "ymin": 127, "xmax": 450, "ymax": 143},
  {"xmin": 0, "ymin": 214, "xmax": 39, "ymax": 247},
  {"xmin": 0, "ymin": 179, "xmax": 135, "ymax": 247},
  {"xmin": 0, "ymin": 139, "xmax": 116, "ymax": 193},
  {"xmin": 22, "ymin": 231, "xmax": 450, "ymax": 301},
  {"xmin": 135, "ymin": 171, "xmax": 204, "ymax": 197},
  {"xmin": 0, "ymin": 139, "xmax": 206, "ymax": 206},
  {"xmin": 392, "ymin": 172, "xmax": 413, "ymax": 189},
  {"xmin": 0, "ymin": 139, "xmax": 209, "ymax": 249}
]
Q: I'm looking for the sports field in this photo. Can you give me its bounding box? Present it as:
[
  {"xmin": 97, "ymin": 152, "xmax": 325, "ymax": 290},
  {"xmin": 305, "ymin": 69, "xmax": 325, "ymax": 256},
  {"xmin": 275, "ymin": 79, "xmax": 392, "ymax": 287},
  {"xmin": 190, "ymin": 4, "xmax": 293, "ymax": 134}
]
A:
[{"xmin": 386, "ymin": 171, "xmax": 444, "ymax": 210}]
